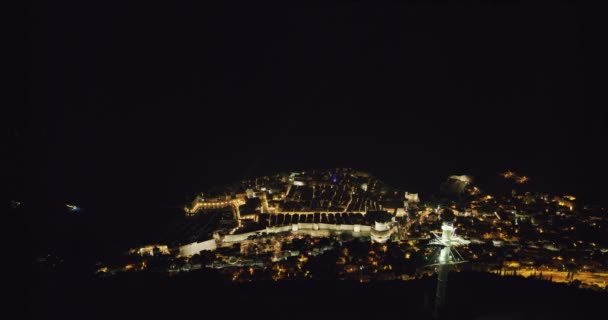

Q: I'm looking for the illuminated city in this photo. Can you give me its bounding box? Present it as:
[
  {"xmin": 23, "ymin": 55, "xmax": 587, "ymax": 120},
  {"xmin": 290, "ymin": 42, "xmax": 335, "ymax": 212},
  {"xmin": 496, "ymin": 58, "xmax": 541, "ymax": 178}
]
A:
[
  {"xmin": 86, "ymin": 168, "xmax": 607, "ymax": 297},
  {"xmin": 24, "ymin": 2, "xmax": 605, "ymax": 319}
]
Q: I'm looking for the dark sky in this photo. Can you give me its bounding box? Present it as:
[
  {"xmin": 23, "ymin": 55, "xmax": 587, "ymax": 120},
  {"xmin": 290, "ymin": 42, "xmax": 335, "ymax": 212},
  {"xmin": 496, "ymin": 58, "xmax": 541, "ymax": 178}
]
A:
[{"xmin": 18, "ymin": 0, "xmax": 606, "ymax": 231}]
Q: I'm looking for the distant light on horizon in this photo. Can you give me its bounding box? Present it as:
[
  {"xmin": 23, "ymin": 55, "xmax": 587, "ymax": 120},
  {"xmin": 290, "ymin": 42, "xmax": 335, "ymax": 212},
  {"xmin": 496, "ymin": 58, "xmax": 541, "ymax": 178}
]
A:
[{"xmin": 65, "ymin": 204, "xmax": 81, "ymax": 213}]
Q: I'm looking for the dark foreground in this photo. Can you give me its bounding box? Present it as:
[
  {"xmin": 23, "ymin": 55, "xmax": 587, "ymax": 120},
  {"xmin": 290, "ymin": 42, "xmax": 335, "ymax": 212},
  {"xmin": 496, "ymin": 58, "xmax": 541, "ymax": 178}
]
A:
[{"xmin": 29, "ymin": 270, "xmax": 606, "ymax": 320}]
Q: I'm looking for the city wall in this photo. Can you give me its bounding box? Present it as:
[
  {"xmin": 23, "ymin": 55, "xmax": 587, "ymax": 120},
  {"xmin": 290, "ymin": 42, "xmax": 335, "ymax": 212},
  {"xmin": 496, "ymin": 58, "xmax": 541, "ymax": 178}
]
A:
[
  {"xmin": 178, "ymin": 239, "xmax": 218, "ymax": 257},
  {"xmin": 221, "ymin": 223, "xmax": 372, "ymax": 243},
  {"xmin": 178, "ymin": 223, "xmax": 373, "ymax": 257}
]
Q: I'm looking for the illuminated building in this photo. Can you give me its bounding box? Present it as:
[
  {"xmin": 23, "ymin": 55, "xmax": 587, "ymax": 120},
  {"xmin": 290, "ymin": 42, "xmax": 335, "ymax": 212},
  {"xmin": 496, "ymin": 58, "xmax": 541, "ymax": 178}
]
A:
[
  {"xmin": 131, "ymin": 245, "xmax": 171, "ymax": 256},
  {"xmin": 405, "ymin": 192, "xmax": 420, "ymax": 203},
  {"xmin": 369, "ymin": 210, "xmax": 394, "ymax": 243},
  {"xmin": 440, "ymin": 175, "xmax": 472, "ymax": 197},
  {"xmin": 371, "ymin": 220, "xmax": 392, "ymax": 243}
]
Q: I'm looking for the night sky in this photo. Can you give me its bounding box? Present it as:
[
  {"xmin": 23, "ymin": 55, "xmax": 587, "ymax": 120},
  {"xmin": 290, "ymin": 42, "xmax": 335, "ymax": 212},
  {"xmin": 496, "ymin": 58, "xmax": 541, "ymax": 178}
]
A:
[{"xmin": 17, "ymin": 2, "xmax": 606, "ymax": 251}]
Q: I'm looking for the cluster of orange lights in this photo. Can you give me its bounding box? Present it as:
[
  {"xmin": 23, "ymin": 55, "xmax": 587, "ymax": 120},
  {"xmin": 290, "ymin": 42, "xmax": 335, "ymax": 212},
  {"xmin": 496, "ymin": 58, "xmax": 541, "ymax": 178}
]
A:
[
  {"xmin": 501, "ymin": 171, "xmax": 515, "ymax": 178},
  {"xmin": 500, "ymin": 171, "xmax": 530, "ymax": 184}
]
